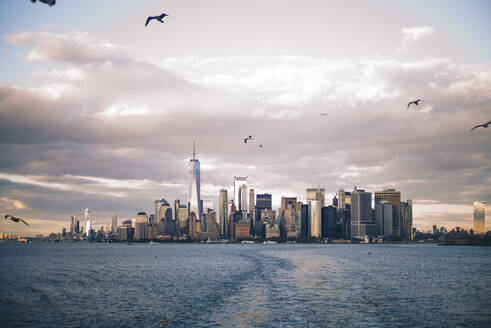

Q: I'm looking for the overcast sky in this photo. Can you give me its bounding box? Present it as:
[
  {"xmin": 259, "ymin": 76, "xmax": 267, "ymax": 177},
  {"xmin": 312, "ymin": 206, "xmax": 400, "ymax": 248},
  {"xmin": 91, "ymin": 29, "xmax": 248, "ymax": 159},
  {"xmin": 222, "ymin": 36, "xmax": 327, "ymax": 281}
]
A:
[{"xmin": 0, "ymin": 0, "xmax": 490, "ymax": 235}]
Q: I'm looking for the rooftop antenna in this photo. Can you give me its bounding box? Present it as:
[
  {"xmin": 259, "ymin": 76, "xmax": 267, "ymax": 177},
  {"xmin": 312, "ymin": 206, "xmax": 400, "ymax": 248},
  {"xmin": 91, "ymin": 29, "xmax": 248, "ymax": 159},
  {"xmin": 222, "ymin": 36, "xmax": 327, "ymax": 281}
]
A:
[{"xmin": 193, "ymin": 141, "xmax": 196, "ymax": 160}]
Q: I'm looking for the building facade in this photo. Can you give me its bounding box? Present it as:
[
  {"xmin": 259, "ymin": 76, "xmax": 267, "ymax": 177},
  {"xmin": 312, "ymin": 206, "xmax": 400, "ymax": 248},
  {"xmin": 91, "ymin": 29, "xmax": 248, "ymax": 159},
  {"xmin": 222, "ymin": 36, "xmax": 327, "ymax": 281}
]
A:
[{"xmin": 374, "ymin": 188, "xmax": 401, "ymax": 237}]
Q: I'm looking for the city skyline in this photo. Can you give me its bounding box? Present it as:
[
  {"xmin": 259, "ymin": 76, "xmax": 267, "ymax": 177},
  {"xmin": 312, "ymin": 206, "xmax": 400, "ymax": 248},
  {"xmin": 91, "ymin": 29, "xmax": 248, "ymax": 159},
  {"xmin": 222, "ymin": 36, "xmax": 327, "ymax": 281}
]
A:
[{"xmin": 0, "ymin": 0, "xmax": 490, "ymax": 235}]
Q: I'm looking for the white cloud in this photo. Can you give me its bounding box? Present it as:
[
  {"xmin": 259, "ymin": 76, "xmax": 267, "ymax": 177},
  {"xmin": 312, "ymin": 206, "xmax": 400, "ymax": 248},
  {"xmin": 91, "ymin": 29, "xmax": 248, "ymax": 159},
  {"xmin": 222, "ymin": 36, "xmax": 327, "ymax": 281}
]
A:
[
  {"xmin": 398, "ymin": 26, "xmax": 435, "ymax": 52},
  {"xmin": 0, "ymin": 197, "xmax": 28, "ymax": 210}
]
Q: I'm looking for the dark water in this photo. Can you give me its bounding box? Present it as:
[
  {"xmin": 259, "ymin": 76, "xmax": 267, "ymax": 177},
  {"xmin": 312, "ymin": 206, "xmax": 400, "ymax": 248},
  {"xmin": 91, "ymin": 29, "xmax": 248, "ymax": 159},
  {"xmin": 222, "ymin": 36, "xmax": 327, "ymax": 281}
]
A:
[{"xmin": 0, "ymin": 243, "xmax": 490, "ymax": 327}]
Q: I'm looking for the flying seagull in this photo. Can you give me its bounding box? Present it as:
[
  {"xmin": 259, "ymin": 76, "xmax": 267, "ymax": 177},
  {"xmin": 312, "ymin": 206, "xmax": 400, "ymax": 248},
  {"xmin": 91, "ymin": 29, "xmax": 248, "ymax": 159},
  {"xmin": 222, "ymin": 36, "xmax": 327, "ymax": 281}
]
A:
[
  {"xmin": 30, "ymin": 0, "xmax": 56, "ymax": 6},
  {"xmin": 4, "ymin": 215, "xmax": 30, "ymax": 226},
  {"xmin": 258, "ymin": 144, "xmax": 263, "ymax": 149},
  {"xmin": 145, "ymin": 13, "xmax": 170, "ymax": 27},
  {"xmin": 407, "ymin": 99, "xmax": 423, "ymax": 110},
  {"xmin": 244, "ymin": 135, "xmax": 253, "ymax": 144},
  {"xmin": 320, "ymin": 113, "xmax": 328, "ymax": 117},
  {"xmin": 470, "ymin": 120, "xmax": 491, "ymax": 132}
]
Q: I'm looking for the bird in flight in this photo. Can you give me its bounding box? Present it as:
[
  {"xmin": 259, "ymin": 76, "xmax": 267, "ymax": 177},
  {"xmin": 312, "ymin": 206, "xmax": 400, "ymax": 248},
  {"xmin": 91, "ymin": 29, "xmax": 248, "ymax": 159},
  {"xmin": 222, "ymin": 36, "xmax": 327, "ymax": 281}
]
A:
[
  {"xmin": 244, "ymin": 135, "xmax": 254, "ymax": 144},
  {"xmin": 470, "ymin": 120, "xmax": 491, "ymax": 132},
  {"xmin": 30, "ymin": 0, "xmax": 56, "ymax": 6},
  {"xmin": 145, "ymin": 13, "xmax": 170, "ymax": 27},
  {"xmin": 407, "ymin": 99, "xmax": 423, "ymax": 110},
  {"xmin": 4, "ymin": 215, "xmax": 30, "ymax": 226},
  {"xmin": 320, "ymin": 113, "xmax": 328, "ymax": 117},
  {"xmin": 258, "ymin": 144, "xmax": 263, "ymax": 149}
]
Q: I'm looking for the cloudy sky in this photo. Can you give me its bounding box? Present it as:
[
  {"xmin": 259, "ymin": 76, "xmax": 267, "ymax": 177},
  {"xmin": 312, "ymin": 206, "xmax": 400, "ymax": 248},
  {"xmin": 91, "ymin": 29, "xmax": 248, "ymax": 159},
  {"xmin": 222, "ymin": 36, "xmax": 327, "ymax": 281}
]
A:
[{"xmin": 0, "ymin": 0, "xmax": 490, "ymax": 235}]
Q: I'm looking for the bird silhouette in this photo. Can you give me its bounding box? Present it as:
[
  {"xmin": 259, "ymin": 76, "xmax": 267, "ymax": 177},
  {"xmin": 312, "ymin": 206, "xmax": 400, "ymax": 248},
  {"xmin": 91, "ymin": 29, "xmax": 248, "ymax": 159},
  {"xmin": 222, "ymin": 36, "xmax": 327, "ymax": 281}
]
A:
[
  {"xmin": 244, "ymin": 135, "xmax": 253, "ymax": 144},
  {"xmin": 30, "ymin": 0, "xmax": 56, "ymax": 6},
  {"xmin": 4, "ymin": 215, "xmax": 30, "ymax": 226},
  {"xmin": 320, "ymin": 113, "xmax": 328, "ymax": 117},
  {"xmin": 145, "ymin": 13, "xmax": 170, "ymax": 27},
  {"xmin": 407, "ymin": 99, "xmax": 423, "ymax": 110},
  {"xmin": 470, "ymin": 120, "xmax": 491, "ymax": 132},
  {"xmin": 258, "ymin": 144, "xmax": 263, "ymax": 149}
]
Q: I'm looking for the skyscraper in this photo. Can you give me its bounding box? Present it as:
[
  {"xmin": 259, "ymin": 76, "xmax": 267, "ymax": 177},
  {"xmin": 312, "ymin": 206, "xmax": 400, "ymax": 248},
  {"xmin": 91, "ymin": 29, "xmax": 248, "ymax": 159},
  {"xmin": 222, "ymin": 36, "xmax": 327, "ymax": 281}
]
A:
[
  {"xmin": 84, "ymin": 208, "xmax": 91, "ymax": 237},
  {"xmin": 188, "ymin": 142, "xmax": 201, "ymax": 219},
  {"xmin": 135, "ymin": 212, "xmax": 148, "ymax": 241},
  {"xmin": 473, "ymin": 201, "xmax": 486, "ymax": 234},
  {"xmin": 219, "ymin": 189, "xmax": 228, "ymax": 237},
  {"xmin": 307, "ymin": 187, "xmax": 325, "ymax": 207},
  {"xmin": 400, "ymin": 200, "xmax": 413, "ymax": 240},
  {"xmin": 249, "ymin": 188, "xmax": 255, "ymax": 214},
  {"xmin": 233, "ymin": 176, "xmax": 247, "ymax": 209},
  {"xmin": 338, "ymin": 188, "xmax": 346, "ymax": 209},
  {"xmin": 111, "ymin": 213, "xmax": 118, "ymax": 233},
  {"xmin": 256, "ymin": 193, "xmax": 272, "ymax": 222},
  {"xmin": 309, "ymin": 200, "xmax": 321, "ymax": 238},
  {"xmin": 375, "ymin": 201, "xmax": 393, "ymax": 236},
  {"xmin": 375, "ymin": 188, "xmax": 401, "ymax": 237},
  {"xmin": 351, "ymin": 187, "xmax": 374, "ymax": 239}
]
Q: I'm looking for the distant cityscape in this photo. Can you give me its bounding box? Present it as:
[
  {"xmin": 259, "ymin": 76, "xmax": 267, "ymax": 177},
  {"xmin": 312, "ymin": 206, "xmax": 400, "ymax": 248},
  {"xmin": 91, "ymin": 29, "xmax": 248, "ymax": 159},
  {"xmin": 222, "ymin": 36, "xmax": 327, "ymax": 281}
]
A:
[{"xmin": 1, "ymin": 147, "xmax": 487, "ymax": 244}]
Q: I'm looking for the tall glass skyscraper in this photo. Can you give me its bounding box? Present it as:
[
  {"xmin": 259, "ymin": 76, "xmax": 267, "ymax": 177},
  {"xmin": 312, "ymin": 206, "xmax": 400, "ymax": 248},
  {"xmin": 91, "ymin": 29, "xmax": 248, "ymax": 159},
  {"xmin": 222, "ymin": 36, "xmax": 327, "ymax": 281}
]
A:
[
  {"xmin": 84, "ymin": 208, "xmax": 91, "ymax": 236},
  {"xmin": 188, "ymin": 143, "xmax": 201, "ymax": 219},
  {"xmin": 473, "ymin": 201, "xmax": 485, "ymax": 234}
]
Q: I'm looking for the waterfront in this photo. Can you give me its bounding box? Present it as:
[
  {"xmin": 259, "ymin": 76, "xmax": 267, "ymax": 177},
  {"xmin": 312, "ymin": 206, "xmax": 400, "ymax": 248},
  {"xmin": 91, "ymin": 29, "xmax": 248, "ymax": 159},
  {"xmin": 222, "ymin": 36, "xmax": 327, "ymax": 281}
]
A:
[{"xmin": 0, "ymin": 243, "xmax": 490, "ymax": 327}]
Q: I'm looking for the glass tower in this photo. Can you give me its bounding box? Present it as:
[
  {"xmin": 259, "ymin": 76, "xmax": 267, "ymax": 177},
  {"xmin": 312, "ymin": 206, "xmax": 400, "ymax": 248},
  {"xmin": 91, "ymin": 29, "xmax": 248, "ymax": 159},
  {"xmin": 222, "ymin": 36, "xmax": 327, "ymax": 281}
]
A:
[{"xmin": 188, "ymin": 142, "xmax": 201, "ymax": 219}]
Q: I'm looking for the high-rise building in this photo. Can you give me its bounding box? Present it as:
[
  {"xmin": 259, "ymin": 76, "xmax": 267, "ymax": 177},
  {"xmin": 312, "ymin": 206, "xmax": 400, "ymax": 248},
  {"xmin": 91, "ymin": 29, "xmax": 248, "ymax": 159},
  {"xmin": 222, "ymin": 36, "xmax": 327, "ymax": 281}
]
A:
[
  {"xmin": 188, "ymin": 142, "xmax": 201, "ymax": 218},
  {"xmin": 375, "ymin": 188, "xmax": 401, "ymax": 237},
  {"xmin": 70, "ymin": 215, "xmax": 77, "ymax": 234},
  {"xmin": 375, "ymin": 201, "xmax": 393, "ymax": 236},
  {"xmin": 338, "ymin": 188, "xmax": 346, "ymax": 209},
  {"xmin": 351, "ymin": 187, "xmax": 374, "ymax": 239},
  {"xmin": 256, "ymin": 193, "xmax": 272, "ymax": 220},
  {"xmin": 206, "ymin": 211, "xmax": 219, "ymax": 241},
  {"xmin": 84, "ymin": 208, "xmax": 91, "ymax": 236},
  {"xmin": 249, "ymin": 188, "xmax": 255, "ymax": 214},
  {"xmin": 400, "ymin": 200, "xmax": 413, "ymax": 240},
  {"xmin": 473, "ymin": 201, "xmax": 486, "ymax": 234},
  {"xmin": 239, "ymin": 184, "xmax": 248, "ymax": 211},
  {"xmin": 111, "ymin": 213, "xmax": 118, "ymax": 233},
  {"xmin": 321, "ymin": 206, "xmax": 337, "ymax": 239},
  {"xmin": 219, "ymin": 189, "xmax": 228, "ymax": 237},
  {"xmin": 135, "ymin": 212, "xmax": 148, "ymax": 241},
  {"xmin": 233, "ymin": 176, "xmax": 247, "ymax": 209},
  {"xmin": 307, "ymin": 187, "xmax": 325, "ymax": 207},
  {"xmin": 309, "ymin": 200, "xmax": 322, "ymax": 238}
]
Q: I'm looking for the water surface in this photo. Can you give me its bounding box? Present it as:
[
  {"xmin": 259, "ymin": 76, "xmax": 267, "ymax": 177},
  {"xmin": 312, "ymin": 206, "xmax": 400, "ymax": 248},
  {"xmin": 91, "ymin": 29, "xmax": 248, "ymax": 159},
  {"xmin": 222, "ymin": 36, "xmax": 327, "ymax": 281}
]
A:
[{"xmin": 0, "ymin": 243, "xmax": 490, "ymax": 327}]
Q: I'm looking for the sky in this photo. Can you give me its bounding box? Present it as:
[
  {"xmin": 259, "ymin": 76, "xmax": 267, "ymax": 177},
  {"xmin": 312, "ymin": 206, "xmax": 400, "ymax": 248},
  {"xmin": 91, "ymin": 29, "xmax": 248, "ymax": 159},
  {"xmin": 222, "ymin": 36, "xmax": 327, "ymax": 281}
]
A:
[{"xmin": 0, "ymin": 0, "xmax": 490, "ymax": 235}]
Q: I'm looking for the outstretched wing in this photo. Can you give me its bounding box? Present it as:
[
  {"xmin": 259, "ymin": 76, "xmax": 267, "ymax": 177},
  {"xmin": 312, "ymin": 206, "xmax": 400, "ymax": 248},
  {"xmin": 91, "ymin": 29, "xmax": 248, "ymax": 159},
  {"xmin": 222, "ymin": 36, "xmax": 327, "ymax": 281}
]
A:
[
  {"xmin": 158, "ymin": 13, "xmax": 168, "ymax": 19},
  {"xmin": 470, "ymin": 124, "xmax": 483, "ymax": 131},
  {"xmin": 244, "ymin": 138, "xmax": 247, "ymax": 144},
  {"xmin": 407, "ymin": 102, "xmax": 413, "ymax": 109},
  {"xmin": 145, "ymin": 16, "xmax": 154, "ymax": 27},
  {"xmin": 19, "ymin": 218, "xmax": 30, "ymax": 226}
]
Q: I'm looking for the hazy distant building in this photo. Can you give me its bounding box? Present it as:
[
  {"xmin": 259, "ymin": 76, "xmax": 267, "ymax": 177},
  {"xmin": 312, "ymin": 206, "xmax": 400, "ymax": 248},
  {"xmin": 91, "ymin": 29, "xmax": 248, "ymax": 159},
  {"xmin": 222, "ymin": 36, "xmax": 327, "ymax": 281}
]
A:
[
  {"xmin": 474, "ymin": 201, "xmax": 486, "ymax": 234},
  {"xmin": 309, "ymin": 200, "xmax": 322, "ymax": 238},
  {"xmin": 219, "ymin": 189, "xmax": 228, "ymax": 237},
  {"xmin": 375, "ymin": 201, "xmax": 393, "ymax": 236},
  {"xmin": 307, "ymin": 187, "xmax": 325, "ymax": 207},
  {"xmin": 135, "ymin": 212, "xmax": 148, "ymax": 241},
  {"xmin": 70, "ymin": 215, "xmax": 77, "ymax": 234},
  {"xmin": 111, "ymin": 213, "xmax": 118, "ymax": 233},
  {"xmin": 84, "ymin": 208, "xmax": 91, "ymax": 237},
  {"xmin": 202, "ymin": 199, "xmax": 214, "ymax": 213},
  {"xmin": 206, "ymin": 211, "xmax": 219, "ymax": 240},
  {"xmin": 400, "ymin": 200, "xmax": 413, "ymax": 240},
  {"xmin": 188, "ymin": 143, "xmax": 202, "ymax": 219},
  {"xmin": 351, "ymin": 187, "xmax": 375, "ymax": 239},
  {"xmin": 375, "ymin": 188, "xmax": 401, "ymax": 237}
]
